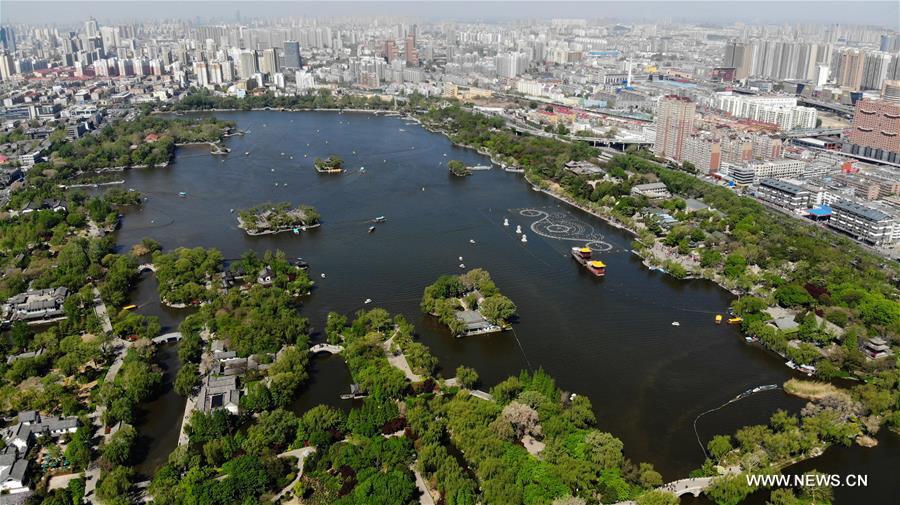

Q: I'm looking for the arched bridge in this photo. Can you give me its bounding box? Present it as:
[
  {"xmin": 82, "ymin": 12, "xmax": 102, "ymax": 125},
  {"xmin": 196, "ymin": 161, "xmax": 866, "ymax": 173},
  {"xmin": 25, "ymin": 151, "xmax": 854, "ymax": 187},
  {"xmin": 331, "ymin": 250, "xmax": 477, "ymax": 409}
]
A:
[{"xmin": 310, "ymin": 343, "xmax": 344, "ymax": 354}]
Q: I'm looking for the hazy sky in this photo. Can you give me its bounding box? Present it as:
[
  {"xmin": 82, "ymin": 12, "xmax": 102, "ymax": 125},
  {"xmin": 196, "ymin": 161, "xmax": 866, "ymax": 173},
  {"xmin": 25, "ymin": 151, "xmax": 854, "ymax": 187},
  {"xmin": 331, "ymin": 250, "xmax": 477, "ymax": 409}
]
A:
[{"xmin": 2, "ymin": 1, "xmax": 899, "ymax": 29}]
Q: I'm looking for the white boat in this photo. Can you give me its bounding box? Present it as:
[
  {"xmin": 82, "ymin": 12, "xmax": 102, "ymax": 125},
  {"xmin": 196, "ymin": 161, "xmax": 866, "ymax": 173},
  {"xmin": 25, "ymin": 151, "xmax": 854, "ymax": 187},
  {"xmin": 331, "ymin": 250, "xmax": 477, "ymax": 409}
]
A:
[
  {"xmin": 469, "ymin": 239, "xmax": 476, "ymax": 244},
  {"xmin": 503, "ymin": 218, "xmax": 509, "ymax": 226},
  {"xmin": 244, "ymin": 151, "xmax": 250, "ymax": 155},
  {"xmin": 516, "ymin": 225, "xmax": 522, "ymax": 234},
  {"xmin": 360, "ymin": 167, "xmax": 366, "ymax": 172},
  {"xmin": 229, "ymin": 209, "xmax": 234, "ymax": 213},
  {"xmin": 442, "ymin": 153, "xmax": 447, "ymax": 156},
  {"xmin": 271, "ymin": 168, "xmax": 275, "ymax": 172},
  {"xmin": 289, "ymin": 156, "xmax": 293, "ymax": 160},
  {"xmin": 521, "ymin": 235, "xmax": 528, "ymax": 243},
  {"xmin": 321, "ymin": 273, "xmax": 326, "ymax": 278},
  {"xmin": 364, "ymin": 298, "xmax": 372, "ymax": 304},
  {"xmin": 671, "ymin": 321, "xmax": 680, "ymax": 326},
  {"xmin": 459, "ymin": 263, "xmax": 465, "ymax": 268},
  {"xmin": 275, "ymin": 183, "xmax": 279, "ymax": 186},
  {"xmin": 280, "ymin": 152, "xmax": 285, "ymax": 156},
  {"xmin": 458, "ymin": 256, "xmax": 463, "ymax": 261},
  {"xmin": 368, "ymin": 226, "xmax": 376, "ymax": 233}
]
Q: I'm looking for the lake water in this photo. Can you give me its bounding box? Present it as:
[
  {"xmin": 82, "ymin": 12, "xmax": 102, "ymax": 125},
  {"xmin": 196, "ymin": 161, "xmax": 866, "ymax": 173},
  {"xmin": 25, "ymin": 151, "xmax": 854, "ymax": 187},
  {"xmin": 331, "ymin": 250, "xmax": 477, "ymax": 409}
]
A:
[{"xmin": 115, "ymin": 111, "xmax": 896, "ymax": 501}]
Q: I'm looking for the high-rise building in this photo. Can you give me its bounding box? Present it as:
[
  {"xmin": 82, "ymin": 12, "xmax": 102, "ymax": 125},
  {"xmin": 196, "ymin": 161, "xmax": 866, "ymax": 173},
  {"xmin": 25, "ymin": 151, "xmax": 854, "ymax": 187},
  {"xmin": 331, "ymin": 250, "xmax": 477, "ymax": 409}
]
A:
[
  {"xmin": 238, "ymin": 50, "xmax": 258, "ymax": 79},
  {"xmin": 193, "ymin": 61, "xmax": 209, "ymax": 87},
  {"xmin": 283, "ymin": 41, "xmax": 301, "ymax": 68},
  {"xmin": 384, "ymin": 39, "xmax": 398, "ymax": 63},
  {"xmin": 259, "ymin": 48, "xmax": 279, "ymax": 75},
  {"xmin": 652, "ymin": 95, "xmax": 696, "ymax": 161},
  {"xmin": 843, "ymin": 98, "xmax": 900, "ymax": 163},
  {"xmin": 84, "ymin": 17, "xmax": 99, "ymax": 39},
  {"xmin": 722, "ymin": 41, "xmax": 751, "ymax": 80},
  {"xmin": 883, "ymin": 80, "xmax": 900, "ymax": 104},
  {"xmin": 0, "ymin": 27, "xmax": 15, "ymax": 52},
  {"xmin": 861, "ymin": 52, "xmax": 892, "ymax": 91},
  {"xmin": 405, "ymin": 34, "xmax": 418, "ymax": 67},
  {"xmin": 0, "ymin": 52, "xmax": 14, "ymax": 81}
]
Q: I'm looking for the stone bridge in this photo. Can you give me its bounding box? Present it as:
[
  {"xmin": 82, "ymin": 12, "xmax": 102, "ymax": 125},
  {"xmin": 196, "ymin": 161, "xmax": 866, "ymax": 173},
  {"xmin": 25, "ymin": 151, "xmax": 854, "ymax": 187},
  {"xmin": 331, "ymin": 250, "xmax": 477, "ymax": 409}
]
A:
[
  {"xmin": 152, "ymin": 332, "xmax": 183, "ymax": 344},
  {"xmin": 310, "ymin": 343, "xmax": 344, "ymax": 354},
  {"xmin": 137, "ymin": 263, "xmax": 157, "ymax": 273}
]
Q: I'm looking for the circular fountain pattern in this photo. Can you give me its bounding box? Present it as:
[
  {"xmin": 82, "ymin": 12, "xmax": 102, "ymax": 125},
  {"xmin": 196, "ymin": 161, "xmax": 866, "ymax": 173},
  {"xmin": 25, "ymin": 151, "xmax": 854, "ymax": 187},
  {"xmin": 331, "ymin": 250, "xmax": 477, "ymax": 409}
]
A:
[{"xmin": 515, "ymin": 208, "xmax": 614, "ymax": 251}]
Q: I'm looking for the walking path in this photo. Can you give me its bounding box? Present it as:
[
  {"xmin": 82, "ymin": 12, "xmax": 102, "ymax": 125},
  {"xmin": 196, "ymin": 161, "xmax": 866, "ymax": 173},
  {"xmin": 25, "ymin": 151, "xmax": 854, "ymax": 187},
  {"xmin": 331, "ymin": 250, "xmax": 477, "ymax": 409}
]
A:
[
  {"xmin": 271, "ymin": 447, "xmax": 317, "ymax": 502},
  {"xmin": 411, "ymin": 463, "xmax": 437, "ymax": 505},
  {"xmin": 92, "ymin": 287, "xmax": 113, "ymax": 334},
  {"xmin": 382, "ymin": 335, "xmax": 422, "ymax": 382}
]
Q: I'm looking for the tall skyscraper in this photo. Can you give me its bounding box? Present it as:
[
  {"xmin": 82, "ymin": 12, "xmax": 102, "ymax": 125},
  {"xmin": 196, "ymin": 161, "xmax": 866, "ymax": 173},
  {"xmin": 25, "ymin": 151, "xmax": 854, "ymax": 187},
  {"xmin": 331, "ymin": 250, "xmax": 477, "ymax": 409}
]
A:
[
  {"xmin": 238, "ymin": 50, "xmax": 258, "ymax": 79},
  {"xmin": 0, "ymin": 27, "xmax": 15, "ymax": 52},
  {"xmin": 84, "ymin": 17, "xmax": 99, "ymax": 38},
  {"xmin": 405, "ymin": 34, "xmax": 418, "ymax": 67},
  {"xmin": 652, "ymin": 95, "xmax": 696, "ymax": 161},
  {"xmin": 722, "ymin": 41, "xmax": 751, "ymax": 80},
  {"xmin": 384, "ymin": 39, "xmax": 398, "ymax": 63},
  {"xmin": 260, "ymin": 48, "xmax": 279, "ymax": 75},
  {"xmin": 283, "ymin": 41, "xmax": 301, "ymax": 68}
]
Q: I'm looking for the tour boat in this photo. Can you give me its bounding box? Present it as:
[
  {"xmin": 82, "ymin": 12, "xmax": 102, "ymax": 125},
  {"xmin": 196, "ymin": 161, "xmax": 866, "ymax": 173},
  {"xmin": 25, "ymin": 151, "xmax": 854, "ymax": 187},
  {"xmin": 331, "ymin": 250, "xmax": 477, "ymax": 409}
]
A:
[
  {"xmin": 122, "ymin": 305, "xmax": 137, "ymax": 311},
  {"xmin": 671, "ymin": 321, "xmax": 681, "ymax": 326},
  {"xmin": 715, "ymin": 314, "xmax": 723, "ymax": 324},
  {"xmin": 728, "ymin": 317, "xmax": 743, "ymax": 325},
  {"xmin": 373, "ymin": 216, "xmax": 386, "ymax": 223},
  {"xmin": 368, "ymin": 226, "xmax": 376, "ymax": 233},
  {"xmin": 178, "ymin": 192, "xmax": 187, "ymax": 197},
  {"xmin": 571, "ymin": 247, "xmax": 606, "ymax": 277}
]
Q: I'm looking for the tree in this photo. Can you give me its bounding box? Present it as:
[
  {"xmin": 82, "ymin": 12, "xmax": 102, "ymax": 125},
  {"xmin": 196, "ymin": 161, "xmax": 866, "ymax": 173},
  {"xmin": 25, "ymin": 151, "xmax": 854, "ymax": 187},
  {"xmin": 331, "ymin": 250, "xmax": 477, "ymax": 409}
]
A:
[
  {"xmin": 174, "ymin": 364, "xmax": 199, "ymax": 397},
  {"xmin": 704, "ymin": 474, "xmax": 755, "ymax": 505},
  {"xmin": 243, "ymin": 409, "xmax": 299, "ymax": 455},
  {"xmin": 479, "ymin": 295, "xmax": 517, "ymax": 324},
  {"xmin": 96, "ymin": 466, "xmax": 133, "ymax": 503},
  {"xmin": 584, "ymin": 430, "xmax": 624, "ymax": 469},
  {"xmin": 296, "ymin": 405, "xmax": 346, "ymax": 446},
  {"xmin": 636, "ymin": 489, "xmax": 680, "ymax": 505},
  {"xmin": 708, "ymin": 434, "xmax": 733, "ymax": 460},
  {"xmin": 448, "ymin": 159, "xmax": 470, "ymax": 177},
  {"xmin": 455, "ymin": 365, "xmax": 479, "ymax": 389},
  {"xmin": 775, "ymin": 284, "xmax": 815, "ymax": 308},
  {"xmin": 101, "ymin": 424, "xmax": 137, "ymax": 467}
]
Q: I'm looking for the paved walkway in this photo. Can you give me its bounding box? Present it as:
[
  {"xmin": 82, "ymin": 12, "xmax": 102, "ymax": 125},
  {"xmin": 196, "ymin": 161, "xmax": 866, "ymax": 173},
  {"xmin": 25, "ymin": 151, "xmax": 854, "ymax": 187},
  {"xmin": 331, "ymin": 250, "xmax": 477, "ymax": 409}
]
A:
[
  {"xmin": 382, "ymin": 335, "xmax": 423, "ymax": 382},
  {"xmin": 271, "ymin": 447, "xmax": 317, "ymax": 502},
  {"xmin": 411, "ymin": 463, "xmax": 437, "ymax": 505},
  {"xmin": 92, "ymin": 287, "xmax": 113, "ymax": 334}
]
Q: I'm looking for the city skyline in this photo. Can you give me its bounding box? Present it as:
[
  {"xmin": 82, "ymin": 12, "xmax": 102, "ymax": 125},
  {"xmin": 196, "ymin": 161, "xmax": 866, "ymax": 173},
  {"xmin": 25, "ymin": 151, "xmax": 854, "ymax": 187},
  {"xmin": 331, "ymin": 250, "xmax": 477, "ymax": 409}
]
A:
[{"xmin": 2, "ymin": 1, "xmax": 899, "ymax": 27}]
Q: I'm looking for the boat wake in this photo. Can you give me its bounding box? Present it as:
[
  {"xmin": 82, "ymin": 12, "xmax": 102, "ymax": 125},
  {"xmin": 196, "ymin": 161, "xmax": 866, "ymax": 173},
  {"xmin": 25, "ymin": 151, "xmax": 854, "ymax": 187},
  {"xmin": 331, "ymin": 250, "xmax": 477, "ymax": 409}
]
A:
[{"xmin": 514, "ymin": 208, "xmax": 614, "ymax": 252}]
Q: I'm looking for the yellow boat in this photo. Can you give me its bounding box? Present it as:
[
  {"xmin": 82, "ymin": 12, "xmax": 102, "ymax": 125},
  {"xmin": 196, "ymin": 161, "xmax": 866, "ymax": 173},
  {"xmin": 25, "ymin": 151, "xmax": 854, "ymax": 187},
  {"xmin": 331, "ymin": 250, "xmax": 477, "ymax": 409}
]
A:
[
  {"xmin": 123, "ymin": 304, "xmax": 137, "ymax": 311},
  {"xmin": 715, "ymin": 314, "xmax": 723, "ymax": 324},
  {"xmin": 728, "ymin": 317, "xmax": 743, "ymax": 324}
]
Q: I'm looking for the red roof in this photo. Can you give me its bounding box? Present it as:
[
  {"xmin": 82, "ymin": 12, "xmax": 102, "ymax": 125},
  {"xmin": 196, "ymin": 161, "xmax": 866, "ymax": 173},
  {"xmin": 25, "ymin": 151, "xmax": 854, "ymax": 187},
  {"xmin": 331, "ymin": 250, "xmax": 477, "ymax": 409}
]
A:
[{"xmin": 144, "ymin": 133, "xmax": 160, "ymax": 142}]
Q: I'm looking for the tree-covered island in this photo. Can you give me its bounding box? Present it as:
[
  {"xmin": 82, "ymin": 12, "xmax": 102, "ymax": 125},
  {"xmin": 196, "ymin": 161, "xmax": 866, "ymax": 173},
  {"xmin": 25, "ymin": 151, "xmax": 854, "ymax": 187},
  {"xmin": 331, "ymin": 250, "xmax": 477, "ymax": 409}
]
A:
[
  {"xmin": 448, "ymin": 159, "xmax": 471, "ymax": 177},
  {"xmin": 237, "ymin": 202, "xmax": 321, "ymax": 236},
  {"xmin": 313, "ymin": 155, "xmax": 345, "ymax": 174},
  {"xmin": 421, "ymin": 269, "xmax": 517, "ymax": 337}
]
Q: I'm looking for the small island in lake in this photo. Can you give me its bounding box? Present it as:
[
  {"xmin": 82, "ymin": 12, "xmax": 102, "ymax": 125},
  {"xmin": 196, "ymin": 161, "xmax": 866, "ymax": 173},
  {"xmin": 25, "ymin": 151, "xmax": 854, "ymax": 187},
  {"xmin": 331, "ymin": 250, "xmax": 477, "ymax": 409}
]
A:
[
  {"xmin": 237, "ymin": 202, "xmax": 321, "ymax": 235},
  {"xmin": 314, "ymin": 155, "xmax": 345, "ymax": 173},
  {"xmin": 421, "ymin": 268, "xmax": 517, "ymax": 337},
  {"xmin": 447, "ymin": 159, "xmax": 471, "ymax": 177}
]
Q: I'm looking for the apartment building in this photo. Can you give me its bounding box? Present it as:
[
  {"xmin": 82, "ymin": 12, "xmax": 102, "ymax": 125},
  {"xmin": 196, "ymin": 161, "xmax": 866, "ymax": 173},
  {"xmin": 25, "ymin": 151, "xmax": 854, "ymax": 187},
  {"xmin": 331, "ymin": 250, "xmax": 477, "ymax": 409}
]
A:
[{"xmin": 828, "ymin": 199, "xmax": 898, "ymax": 245}]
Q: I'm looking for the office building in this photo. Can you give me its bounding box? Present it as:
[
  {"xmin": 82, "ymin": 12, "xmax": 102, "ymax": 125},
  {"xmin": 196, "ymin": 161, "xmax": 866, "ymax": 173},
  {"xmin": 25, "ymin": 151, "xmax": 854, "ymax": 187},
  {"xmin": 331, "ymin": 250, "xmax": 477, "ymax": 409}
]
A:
[{"xmin": 283, "ymin": 41, "xmax": 301, "ymax": 69}]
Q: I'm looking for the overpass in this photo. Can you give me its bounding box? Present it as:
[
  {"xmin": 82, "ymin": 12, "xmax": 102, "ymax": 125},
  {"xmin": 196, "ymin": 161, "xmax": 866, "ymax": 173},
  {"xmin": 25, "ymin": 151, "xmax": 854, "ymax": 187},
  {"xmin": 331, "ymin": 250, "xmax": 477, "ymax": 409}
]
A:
[
  {"xmin": 797, "ymin": 97, "xmax": 854, "ymax": 117},
  {"xmin": 781, "ymin": 127, "xmax": 845, "ymax": 139}
]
